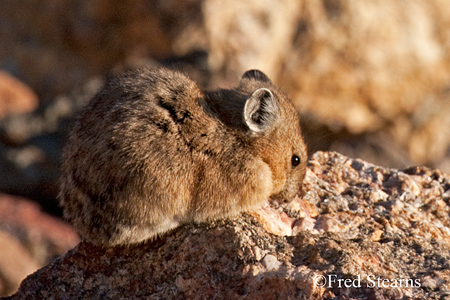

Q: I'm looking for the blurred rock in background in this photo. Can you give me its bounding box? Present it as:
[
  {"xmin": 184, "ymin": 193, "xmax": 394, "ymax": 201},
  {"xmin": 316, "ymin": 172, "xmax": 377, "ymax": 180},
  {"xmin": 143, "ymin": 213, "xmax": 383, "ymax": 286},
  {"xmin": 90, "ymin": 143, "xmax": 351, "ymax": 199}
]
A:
[
  {"xmin": 204, "ymin": 0, "xmax": 450, "ymax": 172},
  {"xmin": 0, "ymin": 194, "xmax": 79, "ymax": 296},
  {"xmin": 0, "ymin": 72, "xmax": 38, "ymax": 119},
  {"xmin": 1, "ymin": 0, "xmax": 450, "ymax": 295}
]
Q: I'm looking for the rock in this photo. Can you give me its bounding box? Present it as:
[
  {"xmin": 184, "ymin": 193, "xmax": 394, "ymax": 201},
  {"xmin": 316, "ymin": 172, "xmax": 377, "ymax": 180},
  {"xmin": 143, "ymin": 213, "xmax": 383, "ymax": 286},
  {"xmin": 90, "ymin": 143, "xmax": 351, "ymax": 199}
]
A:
[
  {"xmin": 206, "ymin": 0, "xmax": 450, "ymax": 131},
  {"xmin": 0, "ymin": 71, "xmax": 38, "ymax": 119},
  {"xmin": 0, "ymin": 0, "xmax": 205, "ymax": 99},
  {"xmin": 5, "ymin": 151, "xmax": 450, "ymax": 299},
  {"xmin": 204, "ymin": 0, "xmax": 302, "ymax": 81},
  {"xmin": 204, "ymin": 0, "xmax": 450, "ymax": 172}
]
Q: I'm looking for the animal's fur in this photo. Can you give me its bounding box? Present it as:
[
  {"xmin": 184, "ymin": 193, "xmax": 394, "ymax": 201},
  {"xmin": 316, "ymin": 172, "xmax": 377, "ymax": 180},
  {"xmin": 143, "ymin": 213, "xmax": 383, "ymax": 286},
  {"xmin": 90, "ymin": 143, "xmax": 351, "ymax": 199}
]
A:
[{"xmin": 59, "ymin": 67, "xmax": 307, "ymax": 246}]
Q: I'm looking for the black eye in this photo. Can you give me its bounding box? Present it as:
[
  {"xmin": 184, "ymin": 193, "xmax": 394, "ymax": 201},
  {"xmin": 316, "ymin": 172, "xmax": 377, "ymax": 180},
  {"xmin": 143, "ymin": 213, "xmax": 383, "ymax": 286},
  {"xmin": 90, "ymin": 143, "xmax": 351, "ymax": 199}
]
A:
[{"xmin": 291, "ymin": 154, "xmax": 301, "ymax": 168}]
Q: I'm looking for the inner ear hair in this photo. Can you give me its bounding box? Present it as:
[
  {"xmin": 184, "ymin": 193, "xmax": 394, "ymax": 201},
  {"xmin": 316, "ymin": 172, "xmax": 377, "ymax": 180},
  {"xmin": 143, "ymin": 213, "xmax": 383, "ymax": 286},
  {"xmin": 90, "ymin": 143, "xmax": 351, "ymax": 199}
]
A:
[{"xmin": 244, "ymin": 88, "xmax": 279, "ymax": 133}]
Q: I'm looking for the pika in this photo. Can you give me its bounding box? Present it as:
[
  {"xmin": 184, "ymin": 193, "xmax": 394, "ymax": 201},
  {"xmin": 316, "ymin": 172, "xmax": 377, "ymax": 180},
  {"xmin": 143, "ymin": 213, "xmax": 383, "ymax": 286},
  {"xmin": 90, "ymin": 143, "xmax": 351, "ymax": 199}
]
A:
[{"xmin": 59, "ymin": 67, "xmax": 307, "ymax": 246}]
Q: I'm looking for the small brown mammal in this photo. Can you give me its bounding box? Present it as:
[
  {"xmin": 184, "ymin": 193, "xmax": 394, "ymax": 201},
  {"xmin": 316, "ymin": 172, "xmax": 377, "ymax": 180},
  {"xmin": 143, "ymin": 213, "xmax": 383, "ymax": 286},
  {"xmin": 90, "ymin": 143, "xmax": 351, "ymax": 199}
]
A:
[{"xmin": 59, "ymin": 67, "xmax": 307, "ymax": 246}]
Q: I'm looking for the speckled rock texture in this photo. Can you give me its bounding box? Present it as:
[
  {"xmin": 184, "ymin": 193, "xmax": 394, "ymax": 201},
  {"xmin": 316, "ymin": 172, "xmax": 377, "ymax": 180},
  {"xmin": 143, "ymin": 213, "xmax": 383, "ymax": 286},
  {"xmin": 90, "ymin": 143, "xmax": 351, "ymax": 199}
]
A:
[{"xmin": 5, "ymin": 151, "xmax": 450, "ymax": 299}]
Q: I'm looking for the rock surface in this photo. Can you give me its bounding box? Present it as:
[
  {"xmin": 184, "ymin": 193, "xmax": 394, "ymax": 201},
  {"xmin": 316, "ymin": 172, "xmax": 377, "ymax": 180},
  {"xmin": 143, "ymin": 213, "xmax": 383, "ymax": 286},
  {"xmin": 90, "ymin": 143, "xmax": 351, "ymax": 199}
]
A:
[{"xmin": 4, "ymin": 151, "xmax": 450, "ymax": 299}]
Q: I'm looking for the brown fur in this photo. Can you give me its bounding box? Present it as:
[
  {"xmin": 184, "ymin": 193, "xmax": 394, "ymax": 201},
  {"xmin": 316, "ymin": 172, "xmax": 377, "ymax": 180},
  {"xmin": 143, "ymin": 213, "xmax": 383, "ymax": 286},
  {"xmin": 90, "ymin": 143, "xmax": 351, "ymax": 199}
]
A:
[{"xmin": 59, "ymin": 67, "xmax": 307, "ymax": 246}]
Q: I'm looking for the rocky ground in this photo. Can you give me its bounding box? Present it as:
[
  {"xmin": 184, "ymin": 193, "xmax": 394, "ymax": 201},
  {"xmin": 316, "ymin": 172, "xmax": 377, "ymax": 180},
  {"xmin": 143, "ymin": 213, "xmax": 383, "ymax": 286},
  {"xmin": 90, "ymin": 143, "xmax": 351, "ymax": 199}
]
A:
[{"xmin": 3, "ymin": 151, "xmax": 450, "ymax": 299}]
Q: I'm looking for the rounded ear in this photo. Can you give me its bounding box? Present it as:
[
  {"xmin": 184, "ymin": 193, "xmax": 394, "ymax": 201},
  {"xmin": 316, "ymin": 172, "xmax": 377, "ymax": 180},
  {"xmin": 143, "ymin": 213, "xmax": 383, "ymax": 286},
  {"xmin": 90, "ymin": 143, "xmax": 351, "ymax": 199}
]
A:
[
  {"xmin": 244, "ymin": 88, "xmax": 279, "ymax": 133},
  {"xmin": 241, "ymin": 70, "xmax": 272, "ymax": 83}
]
